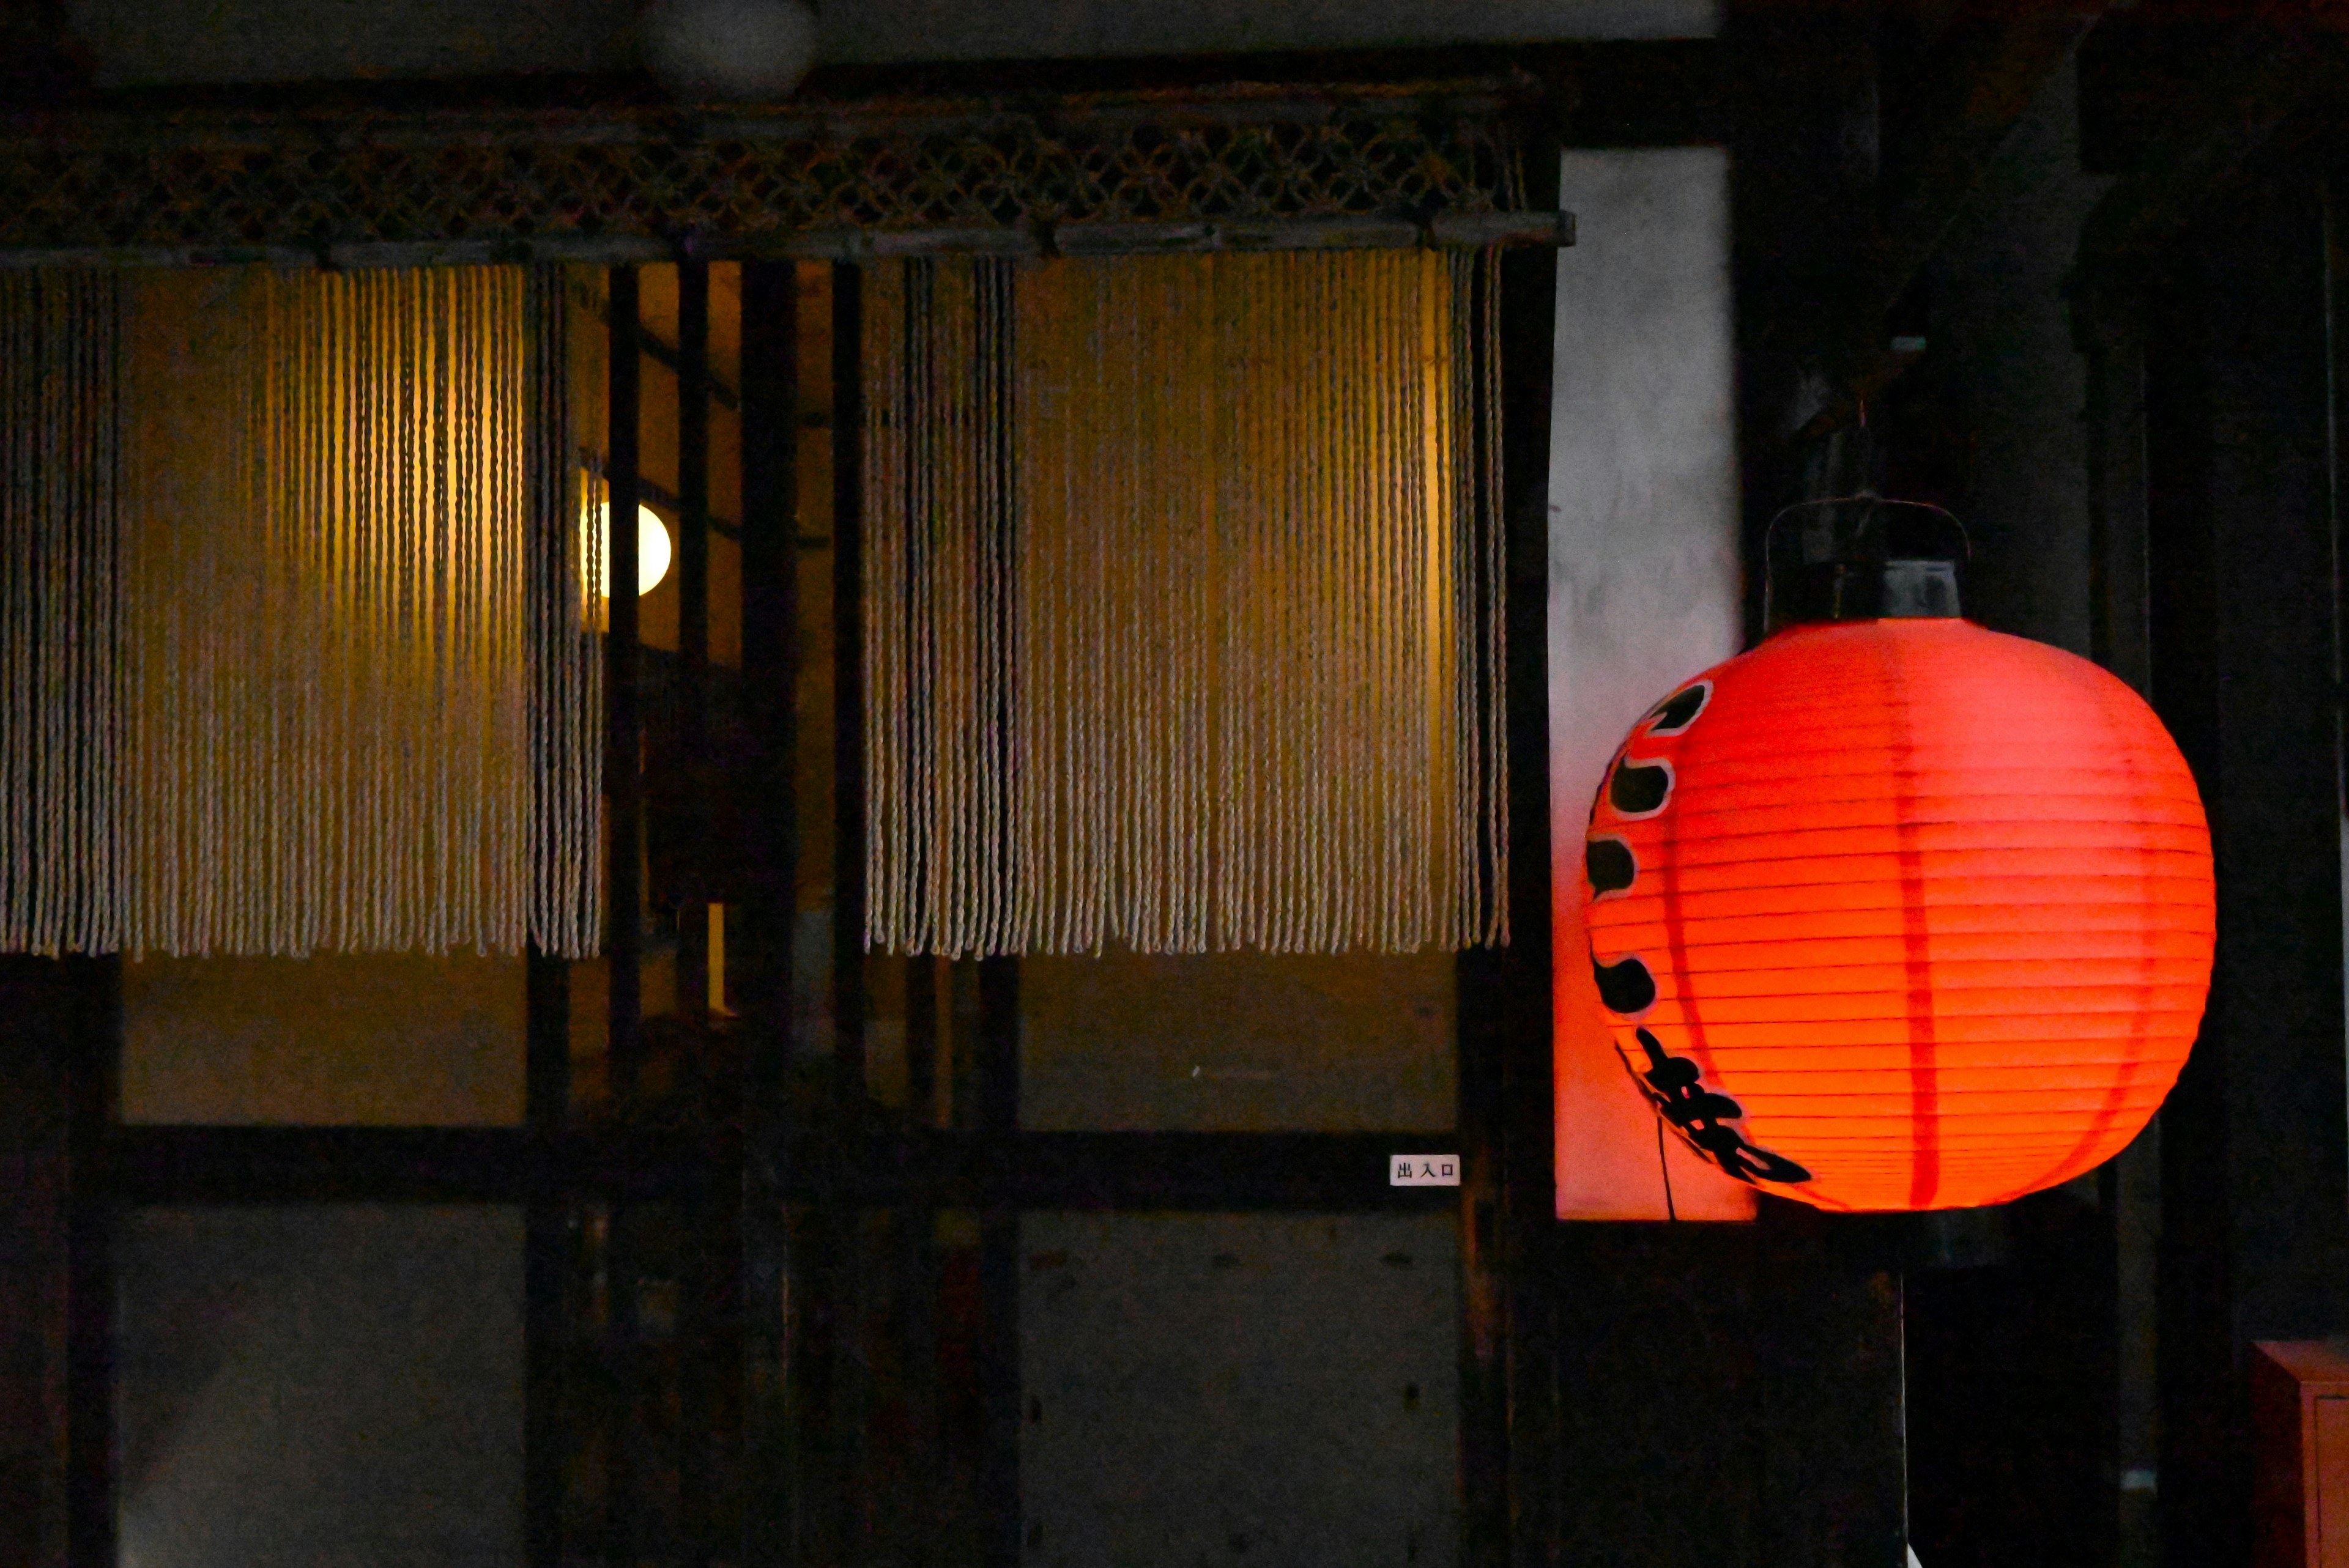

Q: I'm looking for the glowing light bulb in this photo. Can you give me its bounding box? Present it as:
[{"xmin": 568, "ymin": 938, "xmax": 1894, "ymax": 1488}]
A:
[{"xmin": 595, "ymin": 504, "xmax": 673, "ymax": 598}]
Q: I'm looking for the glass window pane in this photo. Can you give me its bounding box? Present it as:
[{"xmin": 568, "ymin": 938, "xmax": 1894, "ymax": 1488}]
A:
[
  {"xmin": 116, "ymin": 1205, "xmax": 524, "ymax": 1568},
  {"xmin": 1021, "ymin": 1212, "xmax": 1460, "ymax": 1566}
]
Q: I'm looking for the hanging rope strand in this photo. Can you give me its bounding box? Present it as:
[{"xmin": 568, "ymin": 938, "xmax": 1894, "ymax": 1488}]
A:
[
  {"xmin": 0, "ymin": 264, "xmax": 599, "ymax": 958},
  {"xmin": 0, "ymin": 248, "xmax": 1510, "ymax": 960},
  {"xmin": 856, "ymin": 246, "xmax": 1508, "ymax": 956}
]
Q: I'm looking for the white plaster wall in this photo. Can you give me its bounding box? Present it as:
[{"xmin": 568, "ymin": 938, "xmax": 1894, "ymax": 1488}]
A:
[
  {"xmin": 1546, "ymin": 147, "xmax": 1753, "ymax": 1220},
  {"xmin": 67, "ymin": 0, "xmax": 1714, "ymax": 87}
]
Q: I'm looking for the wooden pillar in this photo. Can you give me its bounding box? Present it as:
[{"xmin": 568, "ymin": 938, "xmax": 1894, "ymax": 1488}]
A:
[
  {"xmin": 602, "ymin": 263, "xmax": 645, "ymax": 1568},
  {"xmin": 523, "ymin": 947, "xmax": 570, "ymax": 1568},
  {"xmin": 1459, "ymin": 122, "xmax": 1564, "ymax": 1568},
  {"xmin": 1750, "ymin": 1212, "xmax": 1908, "ymax": 1568},
  {"xmin": 672, "ymin": 255, "xmax": 720, "ymax": 1568},
  {"xmin": 738, "ymin": 258, "xmax": 803, "ymax": 1568},
  {"xmin": 2081, "ymin": 274, "xmax": 2164, "ymax": 1568},
  {"xmin": 0, "ymin": 958, "xmax": 78, "ymax": 1568},
  {"xmin": 61, "ymin": 958, "xmax": 115, "ymax": 1568},
  {"xmin": 891, "ymin": 952, "xmax": 942, "ymax": 1564},
  {"xmin": 976, "ymin": 956, "xmax": 1021, "ymax": 1567},
  {"xmin": 608, "ymin": 267, "xmax": 645, "ymax": 1103},
  {"xmin": 2143, "ymin": 159, "xmax": 2349, "ymax": 1568},
  {"xmin": 832, "ymin": 262, "xmax": 867, "ymax": 1097},
  {"xmin": 825, "ymin": 254, "xmax": 875, "ymax": 1565}
]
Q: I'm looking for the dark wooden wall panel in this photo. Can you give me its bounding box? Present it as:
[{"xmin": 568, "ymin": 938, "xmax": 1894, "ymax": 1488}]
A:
[
  {"xmin": 1546, "ymin": 1216, "xmax": 1907, "ymax": 1568},
  {"xmin": 2147, "ymin": 156, "xmax": 2349, "ymax": 1568}
]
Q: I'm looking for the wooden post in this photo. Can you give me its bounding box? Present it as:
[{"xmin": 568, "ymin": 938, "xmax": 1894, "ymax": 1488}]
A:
[
  {"xmin": 523, "ymin": 947, "xmax": 571, "ymax": 1568},
  {"xmin": 832, "ymin": 261, "xmax": 867, "ymax": 1096},
  {"xmin": 0, "ymin": 958, "xmax": 82, "ymax": 1568},
  {"xmin": 2142, "ymin": 165, "xmax": 2349, "ymax": 1567},
  {"xmin": 64, "ymin": 958, "xmax": 117, "ymax": 1568},
  {"xmin": 603, "ymin": 264, "xmax": 645, "ymax": 1568},
  {"xmin": 738, "ymin": 258, "xmax": 803, "ymax": 1568},
  {"xmin": 976, "ymin": 957, "xmax": 1021, "ymax": 1567},
  {"xmin": 1458, "ymin": 116, "xmax": 1564, "ymax": 1567}
]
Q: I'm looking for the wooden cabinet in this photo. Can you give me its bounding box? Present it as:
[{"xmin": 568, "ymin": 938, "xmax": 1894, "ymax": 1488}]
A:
[{"xmin": 2254, "ymin": 1341, "xmax": 2349, "ymax": 1568}]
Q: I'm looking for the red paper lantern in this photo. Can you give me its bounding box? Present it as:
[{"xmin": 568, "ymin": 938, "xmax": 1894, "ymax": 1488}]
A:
[{"xmin": 1581, "ymin": 615, "xmax": 2214, "ymax": 1212}]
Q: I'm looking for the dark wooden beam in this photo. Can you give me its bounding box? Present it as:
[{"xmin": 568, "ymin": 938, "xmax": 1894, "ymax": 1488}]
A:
[
  {"xmin": 894, "ymin": 955, "xmax": 942, "ymax": 1559},
  {"xmin": 603, "ymin": 265, "xmax": 646, "ymax": 1568},
  {"xmin": 672, "ymin": 257, "xmax": 723, "ymax": 1568},
  {"xmin": 905, "ymin": 958, "xmax": 938, "ymax": 1130},
  {"xmin": 62, "ymin": 958, "xmax": 114, "ymax": 1568},
  {"xmin": 628, "ymin": 314, "xmax": 741, "ymax": 411},
  {"xmin": 98, "ymin": 1126, "xmax": 544, "ymax": 1204},
  {"xmin": 2140, "ymin": 157, "xmax": 2349, "ymax": 1568},
  {"xmin": 671, "ymin": 256, "xmax": 719, "ymax": 1568},
  {"xmin": 820, "ymin": 260, "xmax": 874, "ymax": 1568},
  {"xmin": 18, "ymin": 42, "xmax": 1701, "ymax": 131},
  {"xmin": 87, "ymin": 1126, "xmax": 1468, "ymax": 1211},
  {"xmin": 608, "ymin": 267, "xmax": 645, "ymax": 1104},
  {"xmin": 1461, "ymin": 114, "xmax": 1562, "ymax": 1568},
  {"xmin": 832, "ymin": 263, "xmax": 867, "ymax": 1098},
  {"xmin": 1553, "ymin": 39, "xmax": 1726, "ymax": 146},
  {"xmin": 974, "ymin": 958, "xmax": 1021, "ymax": 1568},
  {"xmin": 523, "ymin": 949, "xmax": 571, "ymax": 1568},
  {"xmin": 828, "ymin": 1131, "xmax": 1466, "ymax": 1212},
  {"xmin": 2077, "ymin": 224, "xmax": 2164, "ymax": 1568},
  {"xmin": 0, "ymin": 958, "xmax": 78, "ymax": 1568},
  {"xmin": 1729, "ymin": 0, "xmax": 1885, "ymax": 463},
  {"xmin": 1750, "ymin": 1208, "xmax": 1909, "ymax": 1568},
  {"xmin": 733, "ymin": 259, "xmax": 802, "ymax": 1568}
]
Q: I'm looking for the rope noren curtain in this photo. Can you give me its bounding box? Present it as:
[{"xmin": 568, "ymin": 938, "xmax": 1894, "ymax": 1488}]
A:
[
  {"xmin": 864, "ymin": 248, "xmax": 1508, "ymax": 957},
  {"xmin": 0, "ymin": 265, "xmax": 602, "ymax": 957}
]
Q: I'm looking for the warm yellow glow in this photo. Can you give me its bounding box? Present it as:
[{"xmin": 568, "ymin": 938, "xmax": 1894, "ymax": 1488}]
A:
[
  {"xmin": 861, "ymin": 251, "xmax": 1499, "ymax": 956},
  {"xmin": 594, "ymin": 504, "xmax": 672, "ymax": 598},
  {"xmin": 708, "ymin": 901, "xmax": 732, "ymax": 1016}
]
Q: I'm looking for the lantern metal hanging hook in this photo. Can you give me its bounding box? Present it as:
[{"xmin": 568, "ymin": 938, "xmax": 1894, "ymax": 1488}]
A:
[{"xmin": 1760, "ymin": 494, "xmax": 1973, "ymax": 635}]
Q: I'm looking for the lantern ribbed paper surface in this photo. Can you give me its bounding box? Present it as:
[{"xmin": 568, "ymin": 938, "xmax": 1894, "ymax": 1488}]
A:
[{"xmin": 1581, "ymin": 618, "xmax": 2214, "ymax": 1212}]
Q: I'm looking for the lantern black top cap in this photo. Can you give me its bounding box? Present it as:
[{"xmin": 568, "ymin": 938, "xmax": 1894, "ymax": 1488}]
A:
[{"xmin": 1762, "ymin": 494, "xmax": 1970, "ymax": 633}]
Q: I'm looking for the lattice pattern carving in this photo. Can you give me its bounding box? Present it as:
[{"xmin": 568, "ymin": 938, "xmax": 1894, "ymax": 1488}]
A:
[{"xmin": 0, "ymin": 91, "xmax": 1531, "ymax": 261}]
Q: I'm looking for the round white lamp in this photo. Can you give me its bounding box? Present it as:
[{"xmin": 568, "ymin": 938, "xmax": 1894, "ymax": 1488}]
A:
[{"xmin": 596, "ymin": 504, "xmax": 674, "ymax": 599}]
